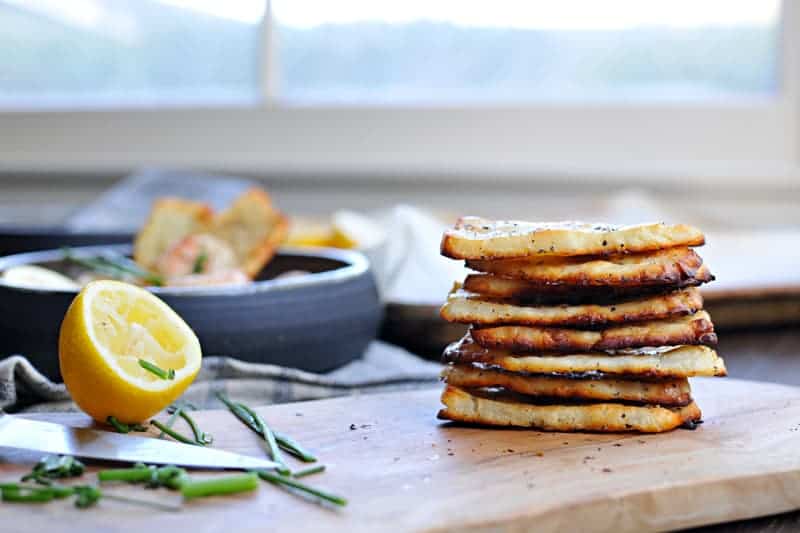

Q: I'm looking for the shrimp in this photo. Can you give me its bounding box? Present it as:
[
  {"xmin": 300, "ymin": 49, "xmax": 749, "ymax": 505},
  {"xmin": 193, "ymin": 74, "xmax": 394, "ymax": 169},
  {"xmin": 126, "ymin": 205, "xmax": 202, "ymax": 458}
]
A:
[
  {"xmin": 156, "ymin": 234, "xmax": 248, "ymax": 287},
  {"xmin": 165, "ymin": 270, "xmax": 249, "ymax": 287}
]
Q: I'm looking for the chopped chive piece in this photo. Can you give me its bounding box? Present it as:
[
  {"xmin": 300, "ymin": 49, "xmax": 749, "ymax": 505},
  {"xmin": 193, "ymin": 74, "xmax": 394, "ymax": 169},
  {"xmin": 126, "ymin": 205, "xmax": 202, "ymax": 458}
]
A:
[
  {"xmin": 73, "ymin": 485, "xmax": 102, "ymax": 508},
  {"xmin": 235, "ymin": 403, "xmax": 289, "ymax": 475},
  {"xmin": 192, "ymin": 251, "xmax": 208, "ymax": 274},
  {"xmin": 98, "ymin": 464, "xmax": 188, "ymax": 491},
  {"xmin": 138, "ymin": 359, "xmax": 174, "ymax": 380},
  {"xmin": 98, "ymin": 466, "xmax": 153, "ymax": 483},
  {"xmin": 1, "ymin": 486, "xmax": 55, "ymax": 503},
  {"xmin": 150, "ymin": 420, "xmax": 197, "ymax": 445},
  {"xmin": 0, "ymin": 483, "xmax": 75, "ymax": 503},
  {"xmin": 217, "ymin": 392, "xmax": 317, "ymax": 463},
  {"xmin": 158, "ymin": 403, "xmax": 209, "ymax": 446},
  {"xmin": 215, "ymin": 393, "xmax": 259, "ymax": 432},
  {"xmin": 216, "ymin": 394, "xmax": 287, "ymax": 473},
  {"xmin": 107, "ymin": 416, "xmax": 131, "ymax": 433},
  {"xmin": 106, "ymin": 416, "xmax": 148, "ymax": 434},
  {"xmin": 255, "ymin": 470, "xmax": 347, "ymax": 507},
  {"xmin": 292, "ymin": 465, "xmax": 326, "ymax": 479},
  {"xmin": 180, "ymin": 473, "xmax": 258, "ymax": 500},
  {"xmin": 62, "ymin": 248, "xmax": 164, "ymax": 286},
  {"xmin": 158, "ymin": 406, "xmax": 183, "ymax": 440},
  {"xmin": 178, "ymin": 410, "xmax": 213, "ymax": 446},
  {"xmin": 273, "ymin": 431, "xmax": 317, "ymax": 463},
  {"xmin": 21, "ymin": 455, "xmax": 85, "ymax": 484}
]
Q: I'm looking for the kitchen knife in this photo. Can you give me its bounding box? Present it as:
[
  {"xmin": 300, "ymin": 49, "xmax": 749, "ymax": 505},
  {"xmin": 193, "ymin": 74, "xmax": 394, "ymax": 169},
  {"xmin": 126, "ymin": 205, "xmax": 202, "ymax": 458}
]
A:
[{"xmin": 0, "ymin": 414, "xmax": 279, "ymax": 470}]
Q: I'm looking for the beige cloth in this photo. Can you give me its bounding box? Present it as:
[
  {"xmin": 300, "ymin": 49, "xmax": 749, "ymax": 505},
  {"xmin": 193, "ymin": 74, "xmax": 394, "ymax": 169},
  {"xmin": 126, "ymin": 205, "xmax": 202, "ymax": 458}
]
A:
[{"xmin": 0, "ymin": 341, "xmax": 441, "ymax": 414}]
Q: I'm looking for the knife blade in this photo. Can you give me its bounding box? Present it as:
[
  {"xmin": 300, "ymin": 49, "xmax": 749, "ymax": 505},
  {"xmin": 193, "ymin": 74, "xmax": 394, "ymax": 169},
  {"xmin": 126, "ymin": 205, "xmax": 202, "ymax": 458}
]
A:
[{"xmin": 0, "ymin": 414, "xmax": 279, "ymax": 471}]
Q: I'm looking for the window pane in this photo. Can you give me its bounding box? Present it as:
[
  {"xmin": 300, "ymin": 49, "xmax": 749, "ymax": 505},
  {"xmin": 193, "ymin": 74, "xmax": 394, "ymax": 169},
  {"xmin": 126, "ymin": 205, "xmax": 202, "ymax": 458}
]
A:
[
  {"xmin": 274, "ymin": 0, "xmax": 781, "ymax": 104},
  {"xmin": 0, "ymin": 0, "xmax": 265, "ymax": 108}
]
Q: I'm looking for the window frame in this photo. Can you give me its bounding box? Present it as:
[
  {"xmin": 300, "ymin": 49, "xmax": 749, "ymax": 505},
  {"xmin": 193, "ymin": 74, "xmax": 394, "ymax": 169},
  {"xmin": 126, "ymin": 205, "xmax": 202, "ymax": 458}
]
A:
[{"xmin": 0, "ymin": 0, "xmax": 797, "ymax": 187}]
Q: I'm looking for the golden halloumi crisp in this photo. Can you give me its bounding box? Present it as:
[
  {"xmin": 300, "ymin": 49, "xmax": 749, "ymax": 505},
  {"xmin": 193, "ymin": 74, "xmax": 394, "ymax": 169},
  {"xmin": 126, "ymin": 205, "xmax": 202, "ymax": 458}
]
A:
[
  {"xmin": 441, "ymin": 217, "xmax": 705, "ymax": 260},
  {"xmin": 462, "ymin": 267, "xmax": 712, "ymax": 303},
  {"xmin": 442, "ymin": 335, "xmax": 727, "ymax": 378},
  {"xmin": 437, "ymin": 385, "xmax": 701, "ymax": 433},
  {"xmin": 466, "ymin": 247, "xmax": 711, "ymax": 288},
  {"xmin": 441, "ymin": 287, "xmax": 703, "ymax": 328},
  {"xmin": 209, "ymin": 189, "xmax": 289, "ymax": 278},
  {"xmin": 133, "ymin": 198, "xmax": 214, "ymax": 271},
  {"xmin": 471, "ymin": 310, "xmax": 717, "ymax": 353},
  {"xmin": 442, "ymin": 365, "xmax": 693, "ymax": 406}
]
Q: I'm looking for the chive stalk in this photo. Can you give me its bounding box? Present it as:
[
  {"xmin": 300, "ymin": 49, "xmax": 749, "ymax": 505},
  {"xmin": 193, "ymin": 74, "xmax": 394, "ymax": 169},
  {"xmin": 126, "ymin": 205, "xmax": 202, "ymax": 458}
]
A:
[
  {"xmin": 180, "ymin": 473, "xmax": 258, "ymax": 500},
  {"xmin": 235, "ymin": 403, "xmax": 288, "ymax": 474},
  {"xmin": 178, "ymin": 410, "xmax": 213, "ymax": 446},
  {"xmin": 73, "ymin": 486, "xmax": 102, "ymax": 508},
  {"xmin": 292, "ymin": 465, "xmax": 326, "ymax": 479},
  {"xmin": 62, "ymin": 249, "xmax": 164, "ymax": 286},
  {"xmin": 273, "ymin": 431, "xmax": 317, "ymax": 463},
  {"xmin": 255, "ymin": 470, "xmax": 347, "ymax": 507},
  {"xmin": 192, "ymin": 251, "xmax": 208, "ymax": 274},
  {"xmin": 138, "ymin": 359, "xmax": 175, "ymax": 380},
  {"xmin": 216, "ymin": 393, "xmax": 313, "ymax": 465},
  {"xmin": 97, "ymin": 466, "xmax": 153, "ymax": 483},
  {"xmin": 98, "ymin": 464, "xmax": 188, "ymax": 491},
  {"xmin": 150, "ymin": 420, "xmax": 197, "ymax": 445}
]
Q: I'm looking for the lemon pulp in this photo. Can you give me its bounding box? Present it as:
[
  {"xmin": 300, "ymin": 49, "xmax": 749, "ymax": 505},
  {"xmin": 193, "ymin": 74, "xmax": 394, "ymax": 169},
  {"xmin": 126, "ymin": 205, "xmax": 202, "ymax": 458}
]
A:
[{"xmin": 59, "ymin": 280, "xmax": 201, "ymax": 423}]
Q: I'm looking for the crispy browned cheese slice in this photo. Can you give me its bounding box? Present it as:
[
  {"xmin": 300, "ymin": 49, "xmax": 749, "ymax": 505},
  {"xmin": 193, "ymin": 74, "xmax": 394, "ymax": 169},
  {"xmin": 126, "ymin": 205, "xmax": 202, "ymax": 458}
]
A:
[
  {"xmin": 133, "ymin": 198, "xmax": 214, "ymax": 271},
  {"xmin": 442, "ymin": 365, "xmax": 692, "ymax": 406},
  {"xmin": 466, "ymin": 247, "xmax": 712, "ymax": 288},
  {"xmin": 209, "ymin": 188, "xmax": 289, "ymax": 278},
  {"xmin": 441, "ymin": 287, "xmax": 703, "ymax": 328},
  {"xmin": 438, "ymin": 385, "xmax": 701, "ymax": 433},
  {"xmin": 442, "ymin": 334, "xmax": 727, "ymax": 378},
  {"xmin": 441, "ymin": 217, "xmax": 705, "ymax": 260},
  {"xmin": 463, "ymin": 268, "xmax": 712, "ymax": 304},
  {"xmin": 471, "ymin": 310, "xmax": 717, "ymax": 353}
]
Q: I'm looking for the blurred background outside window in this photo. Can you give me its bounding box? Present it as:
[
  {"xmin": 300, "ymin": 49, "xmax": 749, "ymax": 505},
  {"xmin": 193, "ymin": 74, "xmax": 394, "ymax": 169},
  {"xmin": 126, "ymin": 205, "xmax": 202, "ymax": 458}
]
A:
[{"xmin": 0, "ymin": 0, "xmax": 781, "ymax": 108}]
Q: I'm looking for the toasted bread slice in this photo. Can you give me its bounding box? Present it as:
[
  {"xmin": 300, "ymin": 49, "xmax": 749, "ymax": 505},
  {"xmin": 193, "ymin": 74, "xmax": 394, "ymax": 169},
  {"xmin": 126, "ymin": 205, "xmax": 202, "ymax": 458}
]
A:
[
  {"xmin": 471, "ymin": 310, "xmax": 717, "ymax": 353},
  {"xmin": 437, "ymin": 385, "xmax": 701, "ymax": 433},
  {"xmin": 442, "ymin": 365, "xmax": 692, "ymax": 406},
  {"xmin": 441, "ymin": 287, "xmax": 703, "ymax": 328},
  {"xmin": 466, "ymin": 247, "xmax": 711, "ymax": 288},
  {"xmin": 441, "ymin": 217, "xmax": 705, "ymax": 260},
  {"xmin": 463, "ymin": 267, "xmax": 712, "ymax": 303},
  {"xmin": 133, "ymin": 198, "xmax": 214, "ymax": 271},
  {"xmin": 442, "ymin": 334, "xmax": 727, "ymax": 378},
  {"xmin": 209, "ymin": 188, "xmax": 289, "ymax": 278}
]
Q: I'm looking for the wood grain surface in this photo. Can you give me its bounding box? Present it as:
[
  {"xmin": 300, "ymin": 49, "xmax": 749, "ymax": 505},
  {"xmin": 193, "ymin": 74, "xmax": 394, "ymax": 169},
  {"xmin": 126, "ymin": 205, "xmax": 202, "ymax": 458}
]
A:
[{"xmin": 2, "ymin": 377, "xmax": 800, "ymax": 532}]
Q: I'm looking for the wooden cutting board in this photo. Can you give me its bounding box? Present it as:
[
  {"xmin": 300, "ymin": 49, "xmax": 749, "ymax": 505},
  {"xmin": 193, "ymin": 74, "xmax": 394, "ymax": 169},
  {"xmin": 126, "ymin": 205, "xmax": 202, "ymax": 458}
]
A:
[{"xmin": 2, "ymin": 378, "xmax": 800, "ymax": 532}]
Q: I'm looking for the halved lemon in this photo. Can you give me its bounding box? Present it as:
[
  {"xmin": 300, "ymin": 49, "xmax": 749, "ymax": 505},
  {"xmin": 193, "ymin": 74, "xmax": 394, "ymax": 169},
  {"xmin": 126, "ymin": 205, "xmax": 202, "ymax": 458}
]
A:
[{"xmin": 59, "ymin": 280, "xmax": 201, "ymax": 424}]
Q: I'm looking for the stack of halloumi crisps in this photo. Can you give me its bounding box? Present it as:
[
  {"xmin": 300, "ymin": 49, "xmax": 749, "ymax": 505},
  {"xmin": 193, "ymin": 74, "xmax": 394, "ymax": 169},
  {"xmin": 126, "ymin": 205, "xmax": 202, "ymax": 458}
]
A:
[{"xmin": 437, "ymin": 218, "xmax": 726, "ymax": 433}]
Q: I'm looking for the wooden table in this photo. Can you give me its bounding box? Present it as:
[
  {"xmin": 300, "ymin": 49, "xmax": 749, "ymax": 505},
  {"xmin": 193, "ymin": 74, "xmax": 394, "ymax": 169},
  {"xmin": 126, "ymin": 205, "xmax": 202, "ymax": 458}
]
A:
[
  {"xmin": 380, "ymin": 321, "xmax": 800, "ymax": 531},
  {"xmin": 3, "ymin": 377, "xmax": 800, "ymax": 532}
]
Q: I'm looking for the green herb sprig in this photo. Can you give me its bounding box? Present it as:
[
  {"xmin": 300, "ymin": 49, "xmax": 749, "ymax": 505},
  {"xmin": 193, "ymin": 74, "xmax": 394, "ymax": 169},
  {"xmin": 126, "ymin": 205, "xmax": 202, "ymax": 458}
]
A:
[{"xmin": 62, "ymin": 248, "xmax": 164, "ymax": 286}]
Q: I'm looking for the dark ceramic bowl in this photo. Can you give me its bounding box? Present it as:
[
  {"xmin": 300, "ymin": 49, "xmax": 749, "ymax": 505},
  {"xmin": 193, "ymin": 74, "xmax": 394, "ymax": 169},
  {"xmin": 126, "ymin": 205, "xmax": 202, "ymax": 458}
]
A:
[
  {"xmin": 0, "ymin": 245, "xmax": 381, "ymax": 381},
  {"xmin": 0, "ymin": 226, "xmax": 132, "ymax": 256}
]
